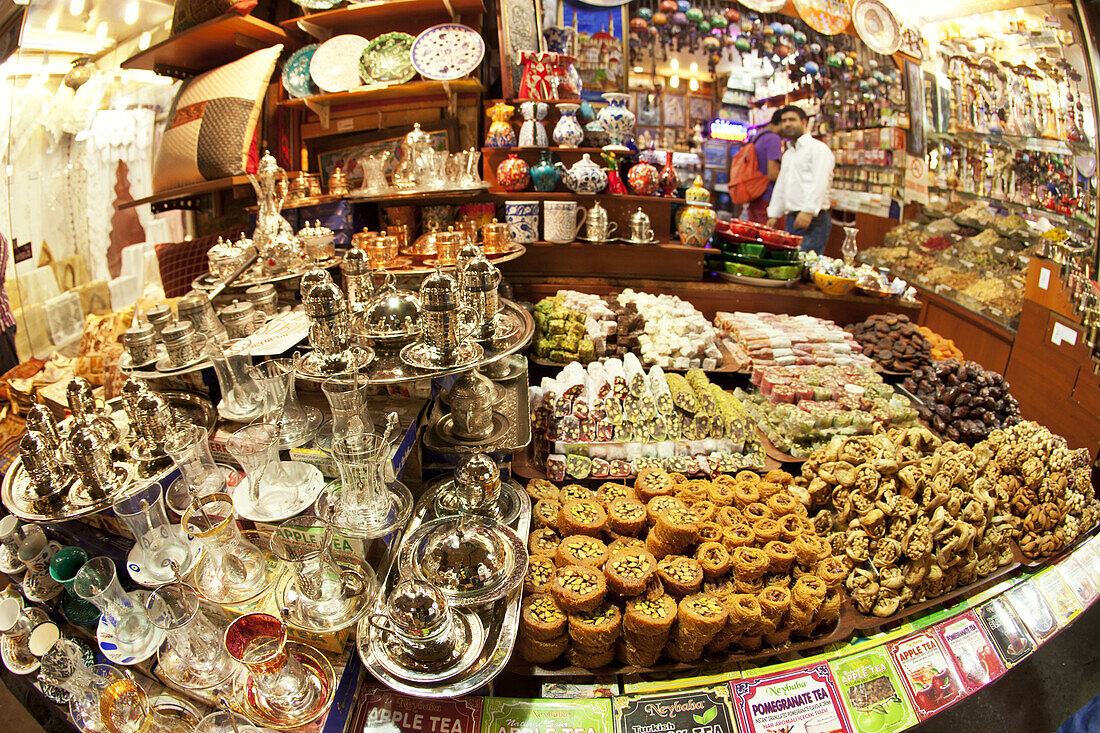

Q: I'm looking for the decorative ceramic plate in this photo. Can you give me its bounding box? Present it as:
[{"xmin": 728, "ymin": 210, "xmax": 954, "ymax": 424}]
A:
[
  {"xmin": 794, "ymin": 0, "xmax": 852, "ymax": 35},
  {"xmin": 97, "ymin": 591, "xmax": 167, "ymax": 665},
  {"xmin": 738, "ymin": 0, "xmax": 787, "ymax": 12},
  {"xmin": 410, "ymin": 24, "xmax": 485, "ymax": 81},
  {"xmin": 283, "ymin": 44, "xmax": 321, "ymax": 99},
  {"xmin": 360, "ymin": 33, "xmax": 416, "ymax": 85},
  {"xmin": 311, "ymin": 35, "xmax": 371, "ymax": 93},
  {"xmin": 852, "ymin": 0, "xmax": 901, "ymax": 56}
]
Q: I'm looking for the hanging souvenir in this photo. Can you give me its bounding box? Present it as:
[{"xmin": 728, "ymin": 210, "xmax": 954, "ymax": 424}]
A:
[{"xmin": 794, "ymin": 0, "xmax": 852, "ymax": 35}]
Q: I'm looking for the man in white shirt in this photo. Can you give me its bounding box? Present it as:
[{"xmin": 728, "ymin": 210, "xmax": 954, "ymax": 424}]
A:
[{"xmin": 765, "ymin": 105, "xmax": 835, "ymax": 255}]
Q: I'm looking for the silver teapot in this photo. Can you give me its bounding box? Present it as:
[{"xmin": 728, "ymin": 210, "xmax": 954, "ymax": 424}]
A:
[
  {"xmin": 393, "ymin": 124, "xmax": 435, "ymax": 191},
  {"xmin": 247, "ymin": 150, "xmax": 294, "ymax": 256}
]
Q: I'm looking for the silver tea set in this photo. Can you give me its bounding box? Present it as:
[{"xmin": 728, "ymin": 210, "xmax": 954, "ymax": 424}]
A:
[
  {"xmin": 353, "ymin": 124, "xmax": 484, "ymax": 196},
  {"xmin": 123, "ymin": 297, "xmax": 222, "ymax": 372}
]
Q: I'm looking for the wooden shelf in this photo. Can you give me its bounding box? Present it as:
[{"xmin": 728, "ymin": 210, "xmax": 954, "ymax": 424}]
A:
[
  {"xmin": 121, "ymin": 176, "xmax": 254, "ymax": 211},
  {"xmin": 121, "ymin": 15, "xmax": 288, "ymax": 77},
  {"xmin": 279, "ymin": 79, "xmax": 484, "ymax": 128},
  {"xmin": 487, "ymin": 190, "xmax": 686, "ymax": 204},
  {"xmin": 281, "ymin": 0, "xmax": 485, "ymax": 39}
]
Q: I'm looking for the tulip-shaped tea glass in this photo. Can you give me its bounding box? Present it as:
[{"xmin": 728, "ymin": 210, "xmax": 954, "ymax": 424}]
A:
[
  {"xmin": 226, "ymin": 422, "xmax": 322, "ymax": 521},
  {"xmin": 145, "ymin": 583, "xmax": 235, "ymax": 689},
  {"xmin": 113, "ymin": 483, "xmax": 195, "ymax": 585},
  {"xmin": 321, "ymin": 372, "xmax": 373, "ymax": 444},
  {"xmin": 316, "ymin": 423, "xmax": 412, "ymax": 539},
  {"xmin": 163, "ymin": 424, "xmax": 229, "ymax": 515},
  {"xmin": 181, "ymin": 493, "xmax": 279, "ymax": 606},
  {"xmin": 208, "ymin": 339, "xmax": 265, "ymax": 422},
  {"xmin": 248, "ymin": 358, "xmax": 321, "ymax": 450},
  {"xmin": 39, "ymin": 638, "xmax": 141, "ymax": 733},
  {"xmin": 271, "ymin": 516, "xmax": 375, "ymax": 632},
  {"xmin": 223, "ymin": 613, "xmax": 334, "ymax": 729},
  {"xmin": 72, "ymin": 557, "xmax": 157, "ymax": 648}
]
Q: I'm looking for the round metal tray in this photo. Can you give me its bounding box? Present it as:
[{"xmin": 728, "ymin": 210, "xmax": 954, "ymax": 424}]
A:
[{"xmin": 1, "ymin": 391, "xmax": 216, "ymax": 522}]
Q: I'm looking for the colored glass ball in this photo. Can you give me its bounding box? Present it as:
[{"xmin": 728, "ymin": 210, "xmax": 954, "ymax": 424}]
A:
[
  {"xmin": 710, "ymin": 13, "xmax": 728, "ymax": 29},
  {"xmin": 653, "ymin": 12, "xmax": 668, "ymax": 25},
  {"xmin": 677, "ymin": 0, "xmax": 690, "ymax": 11},
  {"xmin": 637, "ymin": 6, "xmax": 653, "ymax": 19},
  {"xmin": 724, "ymin": 8, "xmax": 740, "ymax": 22},
  {"xmin": 703, "ymin": 35, "xmax": 721, "ymax": 51},
  {"xmin": 660, "ymin": 0, "xmax": 677, "ymax": 13},
  {"xmin": 697, "ymin": 20, "xmax": 711, "ymax": 32},
  {"xmin": 804, "ymin": 60, "xmax": 820, "ymax": 75},
  {"xmin": 685, "ymin": 7, "xmax": 704, "ymax": 22},
  {"xmin": 793, "ymin": 31, "xmax": 807, "ymax": 44},
  {"xmin": 734, "ymin": 36, "xmax": 751, "ymax": 51},
  {"xmin": 630, "ymin": 17, "xmax": 648, "ymax": 32}
]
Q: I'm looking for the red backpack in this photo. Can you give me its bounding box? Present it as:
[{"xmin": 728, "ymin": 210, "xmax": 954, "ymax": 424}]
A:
[{"xmin": 727, "ymin": 135, "xmax": 771, "ymax": 204}]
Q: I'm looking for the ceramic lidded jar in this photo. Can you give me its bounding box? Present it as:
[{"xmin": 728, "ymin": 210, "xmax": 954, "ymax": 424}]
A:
[
  {"xmin": 529, "ymin": 151, "xmax": 562, "ymax": 192},
  {"xmin": 562, "ymin": 153, "xmax": 607, "ymax": 195},
  {"xmin": 495, "ymin": 154, "xmax": 530, "ymax": 193},
  {"xmin": 677, "ymin": 176, "xmax": 718, "ymax": 247},
  {"xmin": 552, "ymin": 103, "xmax": 585, "ymax": 148},
  {"xmin": 485, "ymin": 103, "xmax": 516, "ymax": 148},
  {"xmin": 597, "ymin": 92, "xmax": 635, "ymax": 152},
  {"xmin": 627, "ymin": 161, "xmax": 659, "ymax": 196}
]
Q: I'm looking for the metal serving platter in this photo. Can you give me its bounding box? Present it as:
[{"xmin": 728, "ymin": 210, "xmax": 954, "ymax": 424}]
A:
[
  {"xmin": 1, "ymin": 392, "xmax": 216, "ymax": 522},
  {"xmin": 422, "ymin": 363, "xmax": 531, "ymax": 456},
  {"xmin": 355, "ymin": 298, "xmax": 534, "ymax": 386},
  {"xmin": 190, "ymin": 257, "xmax": 343, "ymax": 294},
  {"xmin": 357, "ymin": 484, "xmax": 530, "ymax": 697}
]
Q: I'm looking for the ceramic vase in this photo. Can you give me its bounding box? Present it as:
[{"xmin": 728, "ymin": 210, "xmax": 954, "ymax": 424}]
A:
[
  {"xmin": 659, "ymin": 151, "xmax": 679, "ymax": 197},
  {"xmin": 496, "ymin": 154, "xmax": 530, "ymax": 192},
  {"xmin": 543, "ymin": 26, "xmax": 575, "ymax": 54},
  {"xmin": 553, "ymin": 104, "xmax": 585, "ymax": 148},
  {"xmin": 530, "ymin": 151, "xmax": 562, "ymax": 192},
  {"xmin": 485, "ymin": 102, "xmax": 516, "ymax": 148},
  {"xmin": 518, "ymin": 101, "xmax": 549, "ymax": 147},
  {"xmin": 598, "ymin": 92, "xmax": 635, "ymax": 152},
  {"xmin": 677, "ymin": 176, "xmax": 717, "ymax": 247},
  {"xmin": 627, "ymin": 162, "xmax": 659, "ymax": 196}
]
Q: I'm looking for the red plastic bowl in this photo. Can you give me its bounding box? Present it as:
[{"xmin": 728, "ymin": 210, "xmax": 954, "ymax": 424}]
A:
[{"xmin": 726, "ymin": 219, "xmax": 763, "ymax": 239}]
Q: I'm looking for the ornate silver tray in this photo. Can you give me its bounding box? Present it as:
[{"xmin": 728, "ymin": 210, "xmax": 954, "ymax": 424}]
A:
[
  {"xmin": 1, "ymin": 392, "xmax": 216, "ymax": 522},
  {"xmin": 357, "ymin": 481, "xmax": 530, "ymax": 697}
]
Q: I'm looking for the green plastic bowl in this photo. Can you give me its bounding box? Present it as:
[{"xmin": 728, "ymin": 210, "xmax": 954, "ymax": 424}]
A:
[
  {"xmin": 738, "ymin": 243, "xmax": 766, "ymax": 257},
  {"xmin": 724, "ymin": 261, "xmax": 767, "ymax": 278},
  {"xmin": 766, "ymin": 264, "xmax": 803, "ymax": 280}
]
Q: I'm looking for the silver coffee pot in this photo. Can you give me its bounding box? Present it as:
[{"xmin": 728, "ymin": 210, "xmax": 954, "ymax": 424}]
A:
[
  {"xmin": 460, "ymin": 253, "xmax": 502, "ymax": 341},
  {"xmin": 585, "ymin": 201, "xmax": 618, "ymax": 242},
  {"xmin": 447, "ymin": 371, "xmax": 496, "ymax": 443},
  {"xmin": 247, "ymin": 150, "xmax": 294, "ymax": 256}
]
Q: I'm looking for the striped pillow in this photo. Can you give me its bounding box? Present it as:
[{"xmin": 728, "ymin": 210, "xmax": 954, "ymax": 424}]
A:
[{"xmin": 152, "ymin": 45, "xmax": 281, "ymax": 193}]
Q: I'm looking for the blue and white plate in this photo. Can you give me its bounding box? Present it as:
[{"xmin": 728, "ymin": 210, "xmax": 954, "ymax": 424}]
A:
[
  {"xmin": 282, "ymin": 44, "xmax": 321, "ymax": 99},
  {"xmin": 410, "ymin": 24, "xmax": 485, "ymax": 81},
  {"xmin": 96, "ymin": 591, "xmax": 165, "ymax": 666}
]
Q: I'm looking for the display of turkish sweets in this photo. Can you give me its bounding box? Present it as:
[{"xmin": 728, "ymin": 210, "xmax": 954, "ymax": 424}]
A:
[
  {"xmin": 902, "ymin": 359, "xmax": 1021, "ymax": 444},
  {"xmin": 615, "ymin": 290, "xmax": 726, "ymax": 370},
  {"xmin": 795, "ymin": 427, "xmax": 1017, "ymax": 617},
  {"xmin": 530, "ymin": 361, "xmax": 763, "ymax": 480},
  {"xmin": 845, "ymin": 314, "xmax": 934, "ymax": 373},
  {"xmin": 532, "ymin": 291, "xmax": 623, "ymax": 364},
  {"xmin": 714, "ymin": 311, "xmax": 869, "ymax": 371},
  {"xmin": 517, "ymin": 469, "xmax": 847, "ymax": 669},
  {"xmin": 736, "ymin": 364, "xmax": 918, "ymax": 459}
]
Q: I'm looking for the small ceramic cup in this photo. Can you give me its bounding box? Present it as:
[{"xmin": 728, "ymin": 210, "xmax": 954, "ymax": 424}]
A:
[
  {"xmin": 17, "ymin": 529, "xmax": 60, "ymax": 575},
  {"xmin": 543, "ymin": 201, "xmax": 587, "ymax": 244}
]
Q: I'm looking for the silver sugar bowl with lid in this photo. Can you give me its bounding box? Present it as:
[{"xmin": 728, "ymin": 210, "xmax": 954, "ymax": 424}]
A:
[
  {"xmin": 20, "ymin": 431, "xmax": 70, "ymax": 508},
  {"xmin": 357, "ymin": 271, "xmax": 421, "ymax": 346},
  {"xmin": 25, "ymin": 402, "xmax": 61, "ymax": 453},
  {"xmin": 161, "ymin": 321, "xmax": 203, "ymax": 368},
  {"xmin": 67, "ymin": 423, "xmax": 120, "ymax": 500},
  {"xmin": 220, "ymin": 300, "xmax": 262, "ymax": 339},
  {"xmin": 123, "ymin": 323, "xmax": 158, "ymax": 366},
  {"xmin": 176, "ymin": 293, "xmax": 226, "ymax": 342},
  {"xmin": 460, "ymin": 253, "xmax": 502, "ymax": 341},
  {"xmin": 144, "ymin": 304, "xmax": 174, "ymax": 340}
]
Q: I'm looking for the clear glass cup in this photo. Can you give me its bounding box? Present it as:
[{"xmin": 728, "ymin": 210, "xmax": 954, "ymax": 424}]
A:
[
  {"xmin": 271, "ymin": 517, "xmax": 371, "ymax": 632},
  {"xmin": 248, "ymin": 358, "xmax": 311, "ymax": 447},
  {"xmin": 39, "ymin": 648, "xmax": 139, "ymax": 733},
  {"xmin": 321, "ymin": 372, "xmax": 373, "ymax": 444},
  {"xmin": 113, "ymin": 483, "xmax": 193, "ymax": 585},
  {"xmin": 164, "ymin": 424, "xmax": 228, "ymax": 513},
  {"xmin": 72, "ymin": 557, "xmax": 155, "ymax": 647},
  {"xmin": 195, "ymin": 711, "xmax": 263, "ymax": 733},
  {"xmin": 223, "ymin": 613, "xmax": 320, "ymax": 716},
  {"xmin": 225, "ymin": 423, "xmax": 301, "ymax": 516},
  {"xmin": 331, "ymin": 432, "xmax": 391, "ymax": 532},
  {"xmin": 181, "ymin": 493, "xmax": 273, "ymax": 605},
  {"xmin": 96, "ymin": 668, "xmax": 151, "ymax": 733},
  {"xmin": 146, "ymin": 583, "xmax": 235, "ymax": 689},
  {"xmin": 207, "ymin": 339, "xmax": 265, "ymax": 421}
]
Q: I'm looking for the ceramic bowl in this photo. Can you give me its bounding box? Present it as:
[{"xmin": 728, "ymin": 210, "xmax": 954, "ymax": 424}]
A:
[{"xmin": 813, "ymin": 271, "xmax": 858, "ymax": 295}]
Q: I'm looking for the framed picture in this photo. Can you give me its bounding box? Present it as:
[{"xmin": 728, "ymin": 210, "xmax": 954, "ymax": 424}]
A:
[
  {"xmin": 498, "ymin": 0, "xmax": 542, "ymax": 99},
  {"xmin": 713, "ymin": 169, "xmax": 729, "ymax": 186},
  {"xmin": 636, "ymin": 92, "xmax": 660, "ymax": 126},
  {"xmin": 663, "ymin": 93, "xmax": 686, "ymax": 128},
  {"xmin": 703, "ymin": 140, "xmax": 728, "ymax": 169},
  {"xmin": 312, "ymin": 120, "xmax": 455, "ymax": 184},
  {"xmin": 688, "ymin": 96, "xmax": 712, "ymax": 122},
  {"xmin": 559, "ymin": 0, "xmax": 629, "ymax": 102},
  {"xmin": 635, "ymin": 126, "xmax": 659, "ymax": 149},
  {"xmin": 703, "ymin": 169, "xmax": 714, "ymax": 189},
  {"xmin": 661, "ymin": 128, "xmax": 676, "ymax": 150}
]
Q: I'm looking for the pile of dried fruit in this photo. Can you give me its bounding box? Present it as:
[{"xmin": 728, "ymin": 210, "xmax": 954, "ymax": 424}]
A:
[
  {"xmin": 916, "ymin": 326, "xmax": 963, "ymax": 361},
  {"xmin": 795, "ymin": 426, "xmax": 1017, "ymax": 616},
  {"xmin": 846, "ymin": 314, "xmax": 933, "ymax": 373},
  {"xmin": 902, "ymin": 359, "xmax": 1021, "ymax": 443},
  {"xmin": 977, "ymin": 422, "xmax": 1100, "ymax": 559}
]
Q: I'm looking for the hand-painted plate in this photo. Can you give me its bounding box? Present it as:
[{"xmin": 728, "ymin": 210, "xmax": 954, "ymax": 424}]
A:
[
  {"xmin": 360, "ymin": 32, "xmax": 416, "ymax": 85},
  {"xmin": 738, "ymin": 0, "xmax": 787, "ymax": 12},
  {"xmin": 282, "ymin": 44, "xmax": 321, "ymax": 99},
  {"xmin": 311, "ymin": 35, "xmax": 370, "ymax": 93},
  {"xmin": 852, "ymin": 0, "xmax": 901, "ymax": 56},
  {"xmin": 411, "ymin": 24, "xmax": 485, "ymax": 81},
  {"xmin": 794, "ymin": 0, "xmax": 852, "ymax": 35}
]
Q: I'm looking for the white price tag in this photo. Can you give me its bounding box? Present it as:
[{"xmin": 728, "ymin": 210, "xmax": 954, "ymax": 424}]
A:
[
  {"xmin": 1039, "ymin": 267, "xmax": 1051, "ymax": 290},
  {"xmin": 1051, "ymin": 321, "xmax": 1079, "ymax": 347},
  {"xmin": 337, "ymin": 119, "xmax": 354, "ymax": 132}
]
